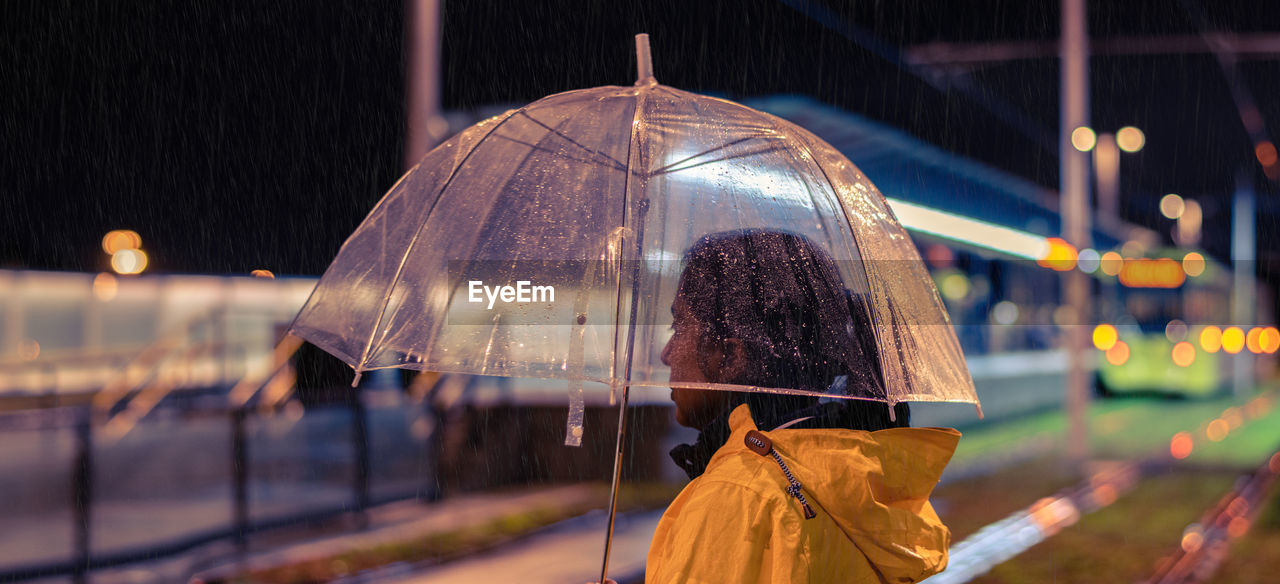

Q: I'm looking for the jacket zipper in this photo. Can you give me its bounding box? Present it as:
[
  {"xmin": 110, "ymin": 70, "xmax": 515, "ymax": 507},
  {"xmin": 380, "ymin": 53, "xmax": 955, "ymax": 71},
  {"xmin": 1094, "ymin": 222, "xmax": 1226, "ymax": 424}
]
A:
[{"xmin": 745, "ymin": 430, "xmax": 817, "ymax": 520}]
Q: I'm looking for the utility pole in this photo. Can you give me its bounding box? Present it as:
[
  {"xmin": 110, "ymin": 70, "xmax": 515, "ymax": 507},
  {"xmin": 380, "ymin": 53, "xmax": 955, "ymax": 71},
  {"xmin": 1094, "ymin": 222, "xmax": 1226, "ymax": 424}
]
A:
[
  {"xmin": 403, "ymin": 0, "xmax": 446, "ymax": 506},
  {"xmin": 1061, "ymin": 0, "xmax": 1092, "ymax": 467},
  {"xmin": 404, "ymin": 0, "xmax": 445, "ymax": 169}
]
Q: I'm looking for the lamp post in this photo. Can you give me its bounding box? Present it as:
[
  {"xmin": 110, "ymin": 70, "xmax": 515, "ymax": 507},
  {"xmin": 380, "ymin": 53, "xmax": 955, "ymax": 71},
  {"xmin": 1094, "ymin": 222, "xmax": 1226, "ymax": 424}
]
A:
[{"xmin": 1061, "ymin": 0, "xmax": 1091, "ymax": 468}]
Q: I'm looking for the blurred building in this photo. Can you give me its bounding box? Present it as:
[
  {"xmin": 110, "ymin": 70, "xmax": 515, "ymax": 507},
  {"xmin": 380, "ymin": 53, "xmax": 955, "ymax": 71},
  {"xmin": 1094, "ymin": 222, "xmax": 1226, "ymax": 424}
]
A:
[{"xmin": 2, "ymin": 96, "xmax": 1272, "ymax": 420}]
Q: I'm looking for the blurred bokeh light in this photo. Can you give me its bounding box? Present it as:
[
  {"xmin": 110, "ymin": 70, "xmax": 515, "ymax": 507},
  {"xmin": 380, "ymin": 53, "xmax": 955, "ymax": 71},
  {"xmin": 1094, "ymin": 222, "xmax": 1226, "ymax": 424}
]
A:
[
  {"xmin": 101, "ymin": 229, "xmax": 142, "ymax": 255},
  {"xmin": 1115, "ymin": 126, "xmax": 1145, "ymax": 152},
  {"xmin": 110, "ymin": 248, "xmax": 149, "ymax": 275}
]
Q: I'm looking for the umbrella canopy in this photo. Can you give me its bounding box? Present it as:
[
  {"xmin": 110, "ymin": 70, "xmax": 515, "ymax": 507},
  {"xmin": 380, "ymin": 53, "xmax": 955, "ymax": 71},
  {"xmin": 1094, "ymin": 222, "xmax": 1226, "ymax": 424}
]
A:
[{"xmin": 288, "ymin": 36, "xmax": 980, "ymax": 430}]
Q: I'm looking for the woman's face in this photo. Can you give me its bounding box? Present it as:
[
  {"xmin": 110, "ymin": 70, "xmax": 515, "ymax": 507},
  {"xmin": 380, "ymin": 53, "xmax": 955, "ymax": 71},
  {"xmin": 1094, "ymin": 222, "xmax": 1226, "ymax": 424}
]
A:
[{"xmin": 661, "ymin": 297, "xmax": 731, "ymax": 429}]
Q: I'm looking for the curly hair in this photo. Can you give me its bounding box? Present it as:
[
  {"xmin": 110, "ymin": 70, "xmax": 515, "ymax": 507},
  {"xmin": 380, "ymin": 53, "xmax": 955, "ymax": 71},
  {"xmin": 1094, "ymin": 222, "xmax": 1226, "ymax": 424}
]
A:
[{"xmin": 677, "ymin": 229, "xmax": 906, "ymax": 429}]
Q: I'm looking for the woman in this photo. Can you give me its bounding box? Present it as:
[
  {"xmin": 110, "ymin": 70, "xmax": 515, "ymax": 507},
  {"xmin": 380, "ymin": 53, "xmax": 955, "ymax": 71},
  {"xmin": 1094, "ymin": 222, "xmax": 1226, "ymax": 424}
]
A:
[{"xmin": 645, "ymin": 229, "xmax": 961, "ymax": 583}]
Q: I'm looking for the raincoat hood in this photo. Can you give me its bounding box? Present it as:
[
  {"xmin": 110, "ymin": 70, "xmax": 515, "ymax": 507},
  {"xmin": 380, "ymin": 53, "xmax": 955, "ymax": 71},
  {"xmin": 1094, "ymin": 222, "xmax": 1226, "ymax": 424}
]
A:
[
  {"xmin": 666, "ymin": 404, "xmax": 960, "ymax": 583},
  {"xmin": 737, "ymin": 405, "xmax": 958, "ymax": 580}
]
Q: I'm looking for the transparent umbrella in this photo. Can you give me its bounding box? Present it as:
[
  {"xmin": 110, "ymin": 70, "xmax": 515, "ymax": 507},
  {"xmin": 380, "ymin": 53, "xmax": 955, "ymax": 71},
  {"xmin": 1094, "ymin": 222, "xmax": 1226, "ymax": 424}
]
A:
[{"xmin": 288, "ymin": 34, "xmax": 980, "ymax": 581}]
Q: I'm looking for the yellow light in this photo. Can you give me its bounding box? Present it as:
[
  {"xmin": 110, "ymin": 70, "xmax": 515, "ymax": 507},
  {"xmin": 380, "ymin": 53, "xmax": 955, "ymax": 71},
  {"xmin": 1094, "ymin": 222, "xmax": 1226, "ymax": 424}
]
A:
[
  {"xmin": 1038, "ymin": 237, "xmax": 1078, "ymax": 271},
  {"xmin": 251, "ymin": 269, "xmax": 276, "ymax": 279},
  {"xmin": 1160, "ymin": 194, "xmax": 1185, "ymax": 219},
  {"xmin": 1071, "ymin": 127, "xmax": 1097, "ymax": 151},
  {"xmin": 1200, "ymin": 326, "xmax": 1223, "ymax": 353},
  {"xmin": 1206, "ymin": 419, "xmax": 1229, "ymax": 442},
  {"xmin": 110, "ymin": 248, "xmax": 148, "ymax": 275},
  {"xmin": 92, "ymin": 273, "xmax": 118, "ymax": 301},
  {"xmin": 1246, "ymin": 327, "xmax": 1265, "ymax": 354},
  {"xmin": 1182, "ymin": 252, "xmax": 1205, "ymax": 277},
  {"xmin": 1092, "ymin": 324, "xmax": 1119, "ymax": 351},
  {"xmin": 1027, "ymin": 496, "xmax": 1079, "ymax": 534},
  {"xmin": 1171, "ymin": 342, "xmax": 1196, "ymax": 367},
  {"xmin": 1100, "ymin": 251, "xmax": 1124, "ymax": 276},
  {"xmin": 1027, "ymin": 497, "xmax": 1056, "ymax": 530},
  {"xmin": 101, "ymin": 230, "xmax": 141, "ymax": 255},
  {"xmin": 1221, "ymin": 327, "xmax": 1245, "ymax": 354},
  {"xmin": 1116, "ymin": 126, "xmax": 1145, "ymax": 152},
  {"xmin": 1262, "ymin": 327, "xmax": 1280, "ymax": 354},
  {"xmin": 1119, "ymin": 257, "xmax": 1185, "ymax": 288},
  {"xmin": 1105, "ymin": 340, "xmax": 1130, "ymax": 366},
  {"xmin": 1181, "ymin": 529, "xmax": 1204, "ymax": 553},
  {"xmin": 939, "ymin": 273, "xmax": 970, "ymax": 300}
]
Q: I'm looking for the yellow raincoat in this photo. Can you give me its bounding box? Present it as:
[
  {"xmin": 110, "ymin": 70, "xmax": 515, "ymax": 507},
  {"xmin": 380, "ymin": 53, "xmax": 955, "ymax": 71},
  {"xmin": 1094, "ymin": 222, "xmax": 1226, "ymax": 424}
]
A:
[{"xmin": 646, "ymin": 404, "xmax": 961, "ymax": 583}]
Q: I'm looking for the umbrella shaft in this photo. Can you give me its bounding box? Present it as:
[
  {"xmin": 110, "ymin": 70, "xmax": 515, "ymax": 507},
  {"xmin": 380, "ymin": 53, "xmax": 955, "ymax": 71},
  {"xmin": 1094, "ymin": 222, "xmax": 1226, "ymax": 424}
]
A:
[{"xmin": 599, "ymin": 383, "xmax": 631, "ymax": 583}]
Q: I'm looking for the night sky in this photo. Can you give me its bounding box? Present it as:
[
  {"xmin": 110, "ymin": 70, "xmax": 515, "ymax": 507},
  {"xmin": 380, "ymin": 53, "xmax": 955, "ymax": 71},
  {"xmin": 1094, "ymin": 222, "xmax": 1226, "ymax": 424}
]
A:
[{"xmin": 3, "ymin": 0, "xmax": 1277, "ymax": 282}]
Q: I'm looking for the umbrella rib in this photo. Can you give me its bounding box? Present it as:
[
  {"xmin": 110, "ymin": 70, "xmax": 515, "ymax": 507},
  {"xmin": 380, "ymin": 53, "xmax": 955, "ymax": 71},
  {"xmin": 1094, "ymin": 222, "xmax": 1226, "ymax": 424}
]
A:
[
  {"xmin": 762, "ymin": 117, "xmax": 892, "ymax": 398},
  {"xmin": 755, "ymin": 113, "xmax": 851, "ymax": 277},
  {"xmin": 284, "ymin": 125, "xmax": 458, "ymax": 366},
  {"xmin": 513, "ymin": 110, "xmax": 629, "ymax": 171},
  {"xmin": 772, "ymin": 121, "xmax": 896, "ymax": 403},
  {"xmin": 650, "ymin": 141, "xmax": 792, "ymax": 177},
  {"xmin": 655, "ymin": 135, "xmax": 758, "ymax": 170},
  {"xmin": 489, "ymin": 133, "xmax": 627, "ymax": 170},
  {"xmin": 649, "ymin": 134, "xmax": 777, "ymax": 175},
  {"xmin": 353, "ymin": 108, "xmax": 527, "ymax": 373},
  {"xmin": 417, "ymin": 93, "xmax": 640, "ymax": 373}
]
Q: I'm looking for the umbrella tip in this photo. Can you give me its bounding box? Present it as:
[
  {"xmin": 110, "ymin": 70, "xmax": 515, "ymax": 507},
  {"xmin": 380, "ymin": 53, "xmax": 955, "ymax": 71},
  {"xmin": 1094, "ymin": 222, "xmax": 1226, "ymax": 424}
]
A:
[{"xmin": 634, "ymin": 33, "xmax": 656, "ymax": 86}]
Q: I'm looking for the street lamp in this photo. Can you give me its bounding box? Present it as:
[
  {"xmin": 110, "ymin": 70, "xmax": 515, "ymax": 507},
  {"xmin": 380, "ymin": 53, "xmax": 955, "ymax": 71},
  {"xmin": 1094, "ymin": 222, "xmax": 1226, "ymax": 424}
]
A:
[
  {"xmin": 101, "ymin": 229, "xmax": 148, "ymax": 275},
  {"xmin": 110, "ymin": 248, "xmax": 148, "ymax": 275},
  {"xmin": 1072, "ymin": 125, "xmax": 1145, "ymax": 227}
]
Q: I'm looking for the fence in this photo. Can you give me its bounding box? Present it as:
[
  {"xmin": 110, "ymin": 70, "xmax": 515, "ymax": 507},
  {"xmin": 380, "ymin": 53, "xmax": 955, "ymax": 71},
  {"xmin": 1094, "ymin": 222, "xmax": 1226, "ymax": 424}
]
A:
[{"xmin": 0, "ymin": 385, "xmax": 438, "ymax": 583}]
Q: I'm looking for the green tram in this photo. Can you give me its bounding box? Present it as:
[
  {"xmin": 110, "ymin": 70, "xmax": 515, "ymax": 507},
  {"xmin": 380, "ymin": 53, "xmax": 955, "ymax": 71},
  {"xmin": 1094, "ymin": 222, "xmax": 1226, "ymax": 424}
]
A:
[{"xmin": 1094, "ymin": 248, "xmax": 1234, "ymax": 397}]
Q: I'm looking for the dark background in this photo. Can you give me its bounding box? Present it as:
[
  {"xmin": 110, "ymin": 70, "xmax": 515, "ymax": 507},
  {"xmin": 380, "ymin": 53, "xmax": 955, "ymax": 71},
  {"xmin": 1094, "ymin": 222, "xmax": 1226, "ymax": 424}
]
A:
[{"xmin": 2, "ymin": 0, "xmax": 1277, "ymax": 284}]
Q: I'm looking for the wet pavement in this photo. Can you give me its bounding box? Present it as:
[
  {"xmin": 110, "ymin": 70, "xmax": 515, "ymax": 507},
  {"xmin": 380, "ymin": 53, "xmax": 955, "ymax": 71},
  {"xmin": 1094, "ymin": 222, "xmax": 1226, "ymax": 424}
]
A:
[
  {"xmin": 383, "ymin": 509, "xmax": 660, "ymax": 584},
  {"xmin": 187, "ymin": 484, "xmax": 612, "ymax": 583}
]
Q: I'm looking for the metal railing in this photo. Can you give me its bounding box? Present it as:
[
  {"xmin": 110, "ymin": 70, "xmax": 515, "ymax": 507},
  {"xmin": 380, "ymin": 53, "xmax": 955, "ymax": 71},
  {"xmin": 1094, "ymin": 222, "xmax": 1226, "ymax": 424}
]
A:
[
  {"xmin": 0, "ymin": 328, "xmax": 441, "ymax": 583},
  {"xmin": 0, "ymin": 385, "xmax": 440, "ymax": 583}
]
